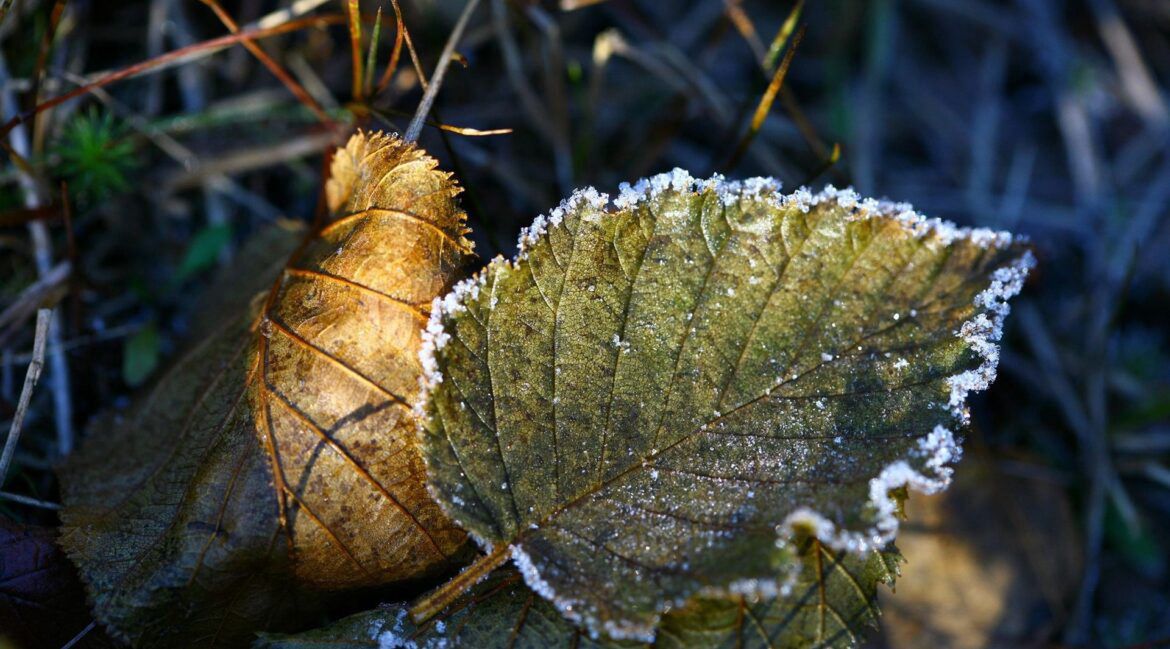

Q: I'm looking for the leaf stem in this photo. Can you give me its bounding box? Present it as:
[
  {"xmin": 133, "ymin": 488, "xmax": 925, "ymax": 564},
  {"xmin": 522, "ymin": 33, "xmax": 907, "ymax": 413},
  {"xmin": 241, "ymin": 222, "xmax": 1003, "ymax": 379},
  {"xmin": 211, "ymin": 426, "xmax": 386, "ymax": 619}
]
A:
[{"xmin": 411, "ymin": 543, "xmax": 509, "ymax": 623}]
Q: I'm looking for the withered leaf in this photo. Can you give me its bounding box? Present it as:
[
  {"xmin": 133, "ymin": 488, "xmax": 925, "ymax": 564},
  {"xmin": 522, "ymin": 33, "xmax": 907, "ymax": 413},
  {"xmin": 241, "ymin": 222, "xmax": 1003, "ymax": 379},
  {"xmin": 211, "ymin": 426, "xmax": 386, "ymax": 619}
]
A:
[
  {"xmin": 59, "ymin": 132, "xmax": 475, "ymax": 647},
  {"xmin": 0, "ymin": 518, "xmax": 113, "ymax": 649},
  {"xmin": 419, "ymin": 173, "xmax": 1032, "ymax": 640},
  {"xmin": 257, "ymin": 540, "xmax": 900, "ymax": 648}
]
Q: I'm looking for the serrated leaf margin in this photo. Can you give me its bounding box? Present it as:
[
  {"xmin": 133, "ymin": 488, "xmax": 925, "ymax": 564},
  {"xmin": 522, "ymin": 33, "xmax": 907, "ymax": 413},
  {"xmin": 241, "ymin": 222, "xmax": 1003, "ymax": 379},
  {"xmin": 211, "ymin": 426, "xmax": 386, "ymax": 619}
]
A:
[{"xmin": 417, "ymin": 170, "xmax": 1033, "ymax": 640}]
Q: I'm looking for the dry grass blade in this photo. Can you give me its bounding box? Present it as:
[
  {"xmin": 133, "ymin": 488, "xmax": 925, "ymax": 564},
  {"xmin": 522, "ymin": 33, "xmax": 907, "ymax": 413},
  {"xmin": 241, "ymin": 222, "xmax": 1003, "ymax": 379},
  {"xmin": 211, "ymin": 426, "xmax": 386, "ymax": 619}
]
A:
[
  {"xmin": 0, "ymin": 14, "xmax": 344, "ymax": 139},
  {"xmin": 764, "ymin": 0, "xmax": 804, "ymax": 71},
  {"xmin": 362, "ymin": 8, "xmax": 383, "ymax": 98},
  {"xmin": 375, "ymin": 0, "xmax": 406, "ymax": 95},
  {"xmin": 0, "ymin": 309, "xmax": 51, "ymax": 489},
  {"xmin": 0, "ymin": 136, "xmax": 36, "ymax": 178},
  {"xmin": 370, "ymin": 106, "xmax": 511, "ymax": 137},
  {"xmin": 724, "ymin": 0, "xmax": 766, "ymax": 63},
  {"xmin": 559, "ymin": 0, "xmax": 608, "ymax": 9},
  {"xmin": 725, "ymin": 24, "xmax": 806, "ymax": 170},
  {"xmin": 161, "ymin": 130, "xmax": 339, "ymax": 192},
  {"xmin": 198, "ymin": 0, "xmax": 332, "ymax": 124},
  {"xmin": 59, "ymin": 621, "xmax": 97, "ymax": 649},
  {"xmin": 0, "ymin": 491, "xmax": 61, "ymax": 509},
  {"xmin": 405, "ymin": 0, "xmax": 483, "ymax": 142},
  {"xmin": 0, "ymin": 261, "xmax": 69, "ymax": 345},
  {"xmin": 347, "ymin": 0, "xmax": 364, "ymax": 101}
]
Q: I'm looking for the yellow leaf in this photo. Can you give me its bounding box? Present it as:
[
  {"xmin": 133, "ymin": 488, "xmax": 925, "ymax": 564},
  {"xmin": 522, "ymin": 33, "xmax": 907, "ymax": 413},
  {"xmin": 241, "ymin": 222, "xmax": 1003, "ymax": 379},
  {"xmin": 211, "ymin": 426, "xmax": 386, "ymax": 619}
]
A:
[{"xmin": 59, "ymin": 131, "xmax": 475, "ymax": 647}]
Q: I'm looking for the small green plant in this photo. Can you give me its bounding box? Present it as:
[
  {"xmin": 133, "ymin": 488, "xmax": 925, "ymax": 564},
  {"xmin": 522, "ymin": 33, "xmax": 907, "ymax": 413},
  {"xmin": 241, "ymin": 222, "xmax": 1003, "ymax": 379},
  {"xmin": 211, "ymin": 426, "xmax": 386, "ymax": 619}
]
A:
[{"xmin": 52, "ymin": 108, "xmax": 138, "ymax": 204}]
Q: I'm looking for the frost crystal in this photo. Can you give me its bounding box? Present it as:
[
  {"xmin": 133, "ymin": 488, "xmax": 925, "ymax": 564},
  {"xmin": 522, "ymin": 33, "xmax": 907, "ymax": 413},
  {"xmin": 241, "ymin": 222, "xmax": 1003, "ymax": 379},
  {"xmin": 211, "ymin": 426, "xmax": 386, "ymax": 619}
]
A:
[
  {"xmin": 946, "ymin": 251, "xmax": 1035, "ymax": 422},
  {"xmin": 417, "ymin": 171, "xmax": 1032, "ymax": 643},
  {"xmin": 518, "ymin": 187, "xmax": 610, "ymax": 258},
  {"xmin": 508, "ymin": 543, "xmax": 663, "ymax": 641},
  {"xmin": 417, "ymin": 270, "xmax": 490, "ymax": 418}
]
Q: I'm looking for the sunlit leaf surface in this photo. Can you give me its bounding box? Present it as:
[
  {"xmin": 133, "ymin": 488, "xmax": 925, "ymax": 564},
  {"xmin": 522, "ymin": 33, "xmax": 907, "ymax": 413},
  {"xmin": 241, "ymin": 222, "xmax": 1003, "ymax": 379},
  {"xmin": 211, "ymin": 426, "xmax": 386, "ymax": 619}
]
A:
[
  {"xmin": 420, "ymin": 172, "xmax": 1032, "ymax": 640},
  {"xmin": 58, "ymin": 132, "xmax": 475, "ymax": 647}
]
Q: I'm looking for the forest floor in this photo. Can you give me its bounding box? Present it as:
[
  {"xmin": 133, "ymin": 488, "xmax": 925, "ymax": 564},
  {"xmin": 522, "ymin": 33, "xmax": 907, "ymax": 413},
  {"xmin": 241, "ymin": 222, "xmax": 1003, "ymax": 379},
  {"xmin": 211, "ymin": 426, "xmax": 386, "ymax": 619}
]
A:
[{"xmin": 2, "ymin": 0, "xmax": 1169, "ymax": 647}]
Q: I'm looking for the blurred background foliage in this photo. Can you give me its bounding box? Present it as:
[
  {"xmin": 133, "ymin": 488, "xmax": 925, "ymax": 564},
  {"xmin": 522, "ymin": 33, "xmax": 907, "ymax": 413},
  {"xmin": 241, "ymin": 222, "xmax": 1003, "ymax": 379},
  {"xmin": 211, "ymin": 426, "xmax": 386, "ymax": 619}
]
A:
[{"xmin": 0, "ymin": 0, "xmax": 1168, "ymax": 647}]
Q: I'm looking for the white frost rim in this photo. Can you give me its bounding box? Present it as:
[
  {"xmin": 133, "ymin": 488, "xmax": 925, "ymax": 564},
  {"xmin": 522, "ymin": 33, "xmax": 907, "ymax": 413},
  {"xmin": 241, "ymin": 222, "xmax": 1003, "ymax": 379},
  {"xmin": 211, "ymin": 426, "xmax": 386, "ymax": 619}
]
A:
[{"xmin": 416, "ymin": 169, "xmax": 1034, "ymax": 642}]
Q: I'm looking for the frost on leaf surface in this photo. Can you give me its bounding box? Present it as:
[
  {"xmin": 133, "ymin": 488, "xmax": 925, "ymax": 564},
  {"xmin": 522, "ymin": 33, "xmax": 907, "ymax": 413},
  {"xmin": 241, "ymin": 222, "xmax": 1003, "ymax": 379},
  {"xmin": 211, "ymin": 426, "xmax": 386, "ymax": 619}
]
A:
[
  {"xmin": 58, "ymin": 132, "xmax": 474, "ymax": 647},
  {"xmin": 419, "ymin": 172, "xmax": 1032, "ymax": 641},
  {"xmin": 258, "ymin": 541, "xmax": 899, "ymax": 649}
]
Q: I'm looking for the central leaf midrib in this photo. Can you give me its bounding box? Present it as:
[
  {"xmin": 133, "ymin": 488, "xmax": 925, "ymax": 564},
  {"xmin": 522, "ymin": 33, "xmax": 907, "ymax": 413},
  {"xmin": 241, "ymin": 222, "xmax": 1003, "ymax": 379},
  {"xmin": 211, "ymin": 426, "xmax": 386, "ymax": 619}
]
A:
[{"xmin": 487, "ymin": 214, "xmax": 968, "ymax": 548}]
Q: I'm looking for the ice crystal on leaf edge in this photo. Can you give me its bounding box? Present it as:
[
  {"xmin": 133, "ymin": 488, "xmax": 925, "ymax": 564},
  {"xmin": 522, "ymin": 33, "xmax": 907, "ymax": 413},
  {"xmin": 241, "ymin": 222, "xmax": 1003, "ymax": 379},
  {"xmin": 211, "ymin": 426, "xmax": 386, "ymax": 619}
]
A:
[{"xmin": 415, "ymin": 169, "xmax": 1034, "ymax": 642}]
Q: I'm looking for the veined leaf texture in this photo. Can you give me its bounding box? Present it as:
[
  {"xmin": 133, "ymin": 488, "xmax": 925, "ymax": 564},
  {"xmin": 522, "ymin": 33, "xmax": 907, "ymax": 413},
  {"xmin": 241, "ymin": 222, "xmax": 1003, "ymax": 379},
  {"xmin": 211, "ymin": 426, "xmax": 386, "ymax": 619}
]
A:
[
  {"xmin": 419, "ymin": 171, "xmax": 1032, "ymax": 641},
  {"xmin": 58, "ymin": 133, "xmax": 474, "ymax": 647},
  {"xmin": 258, "ymin": 542, "xmax": 900, "ymax": 649}
]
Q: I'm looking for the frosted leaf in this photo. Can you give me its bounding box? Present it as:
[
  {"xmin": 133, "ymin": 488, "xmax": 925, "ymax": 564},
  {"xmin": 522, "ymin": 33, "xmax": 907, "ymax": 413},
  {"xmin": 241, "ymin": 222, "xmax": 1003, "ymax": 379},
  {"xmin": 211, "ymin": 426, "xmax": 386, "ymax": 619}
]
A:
[
  {"xmin": 419, "ymin": 173, "xmax": 1031, "ymax": 640},
  {"xmin": 256, "ymin": 545, "xmax": 900, "ymax": 649}
]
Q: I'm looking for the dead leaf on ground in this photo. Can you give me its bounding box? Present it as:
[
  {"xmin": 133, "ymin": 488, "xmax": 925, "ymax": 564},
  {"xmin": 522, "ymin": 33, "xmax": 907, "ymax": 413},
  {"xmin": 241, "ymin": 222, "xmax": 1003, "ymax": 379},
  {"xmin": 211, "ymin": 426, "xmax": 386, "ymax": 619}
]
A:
[
  {"xmin": 58, "ymin": 131, "xmax": 475, "ymax": 647},
  {"xmin": 0, "ymin": 517, "xmax": 113, "ymax": 649},
  {"xmin": 872, "ymin": 456, "xmax": 1081, "ymax": 649}
]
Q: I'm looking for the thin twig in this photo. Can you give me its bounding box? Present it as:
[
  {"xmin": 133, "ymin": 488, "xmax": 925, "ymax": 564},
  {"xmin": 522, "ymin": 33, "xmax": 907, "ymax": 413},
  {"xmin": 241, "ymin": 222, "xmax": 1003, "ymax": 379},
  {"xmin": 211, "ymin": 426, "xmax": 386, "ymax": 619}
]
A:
[
  {"xmin": 0, "ymin": 14, "xmax": 345, "ymax": 140},
  {"xmin": 0, "ymin": 309, "xmax": 51, "ymax": 488},
  {"xmin": 60, "ymin": 621, "xmax": 96, "ymax": 649},
  {"xmin": 0, "ymin": 490, "xmax": 61, "ymax": 510},
  {"xmin": 198, "ymin": 0, "xmax": 332, "ymax": 124},
  {"xmin": 1, "ymin": 51, "xmax": 75, "ymax": 456},
  {"xmin": 405, "ymin": 0, "xmax": 483, "ymax": 143}
]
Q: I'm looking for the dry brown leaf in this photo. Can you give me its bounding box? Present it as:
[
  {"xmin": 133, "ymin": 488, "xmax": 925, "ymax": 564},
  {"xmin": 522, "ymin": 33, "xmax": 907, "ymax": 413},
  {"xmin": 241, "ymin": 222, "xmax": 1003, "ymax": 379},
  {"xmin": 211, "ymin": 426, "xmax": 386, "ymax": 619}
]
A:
[
  {"xmin": 874, "ymin": 457, "xmax": 1080, "ymax": 649},
  {"xmin": 59, "ymin": 131, "xmax": 475, "ymax": 647}
]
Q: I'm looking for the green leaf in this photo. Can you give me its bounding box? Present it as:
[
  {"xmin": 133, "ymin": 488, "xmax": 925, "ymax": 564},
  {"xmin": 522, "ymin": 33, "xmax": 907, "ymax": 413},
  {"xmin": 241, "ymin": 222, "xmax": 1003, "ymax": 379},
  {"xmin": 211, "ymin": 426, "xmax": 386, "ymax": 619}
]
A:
[
  {"xmin": 121, "ymin": 319, "xmax": 160, "ymax": 386},
  {"xmin": 419, "ymin": 172, "xmax": 1032, "ymax": 640},
  {"xmin": 257, "ymin": 541, "xmax": 900, "ymax": 649},
  {"xmin": 176, "ymin": 223, "xmax": 233, "ymax": 283}
]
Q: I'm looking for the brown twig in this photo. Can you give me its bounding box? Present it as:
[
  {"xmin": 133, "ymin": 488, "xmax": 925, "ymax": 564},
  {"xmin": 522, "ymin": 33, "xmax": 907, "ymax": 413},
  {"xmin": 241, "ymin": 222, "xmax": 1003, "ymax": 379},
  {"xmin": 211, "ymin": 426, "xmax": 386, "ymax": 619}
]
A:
[
  {"xmin": 198, "ymin": 0, "xmax": 333, "ymax": 124},
  {"xmin": 0, "ymin": 14, "xmax": 344, "ymax": 141},
  {"xmin": 374, "ymin": 0, "xmax": 406, "ymax": 96}
]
